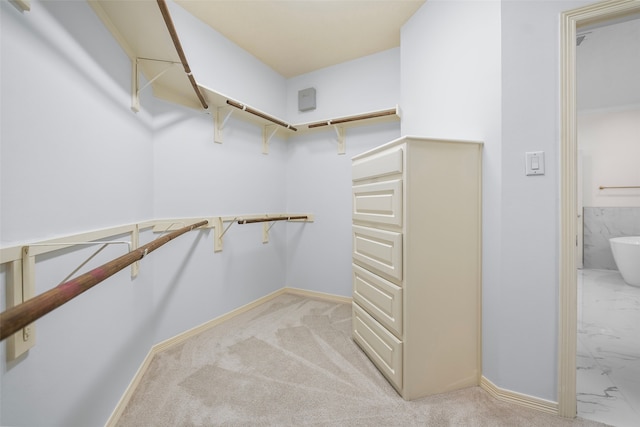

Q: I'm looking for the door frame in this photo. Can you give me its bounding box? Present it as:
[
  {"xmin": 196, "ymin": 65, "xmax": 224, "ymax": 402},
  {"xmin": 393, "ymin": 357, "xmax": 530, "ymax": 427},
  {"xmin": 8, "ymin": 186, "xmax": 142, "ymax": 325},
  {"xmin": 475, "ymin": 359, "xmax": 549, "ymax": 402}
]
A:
[{"xmin": 558, "ymin": 0, "xmax": 640, "ymax": 418}]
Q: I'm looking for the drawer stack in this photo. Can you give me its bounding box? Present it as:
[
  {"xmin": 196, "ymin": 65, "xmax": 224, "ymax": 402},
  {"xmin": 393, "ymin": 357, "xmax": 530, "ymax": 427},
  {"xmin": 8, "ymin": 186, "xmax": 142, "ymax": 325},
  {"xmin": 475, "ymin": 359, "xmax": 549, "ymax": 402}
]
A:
[{"xmin": 351, "ymin": 136, "xmax": 482, "ymax": 400}]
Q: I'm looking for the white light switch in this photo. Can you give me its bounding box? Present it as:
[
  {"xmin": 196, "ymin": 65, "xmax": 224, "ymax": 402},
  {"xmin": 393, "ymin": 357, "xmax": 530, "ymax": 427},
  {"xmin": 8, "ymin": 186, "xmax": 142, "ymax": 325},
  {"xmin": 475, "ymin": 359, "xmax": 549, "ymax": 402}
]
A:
[{"xmin": 525, "ymin": 151, "xmax": 545, "ymax": 176}]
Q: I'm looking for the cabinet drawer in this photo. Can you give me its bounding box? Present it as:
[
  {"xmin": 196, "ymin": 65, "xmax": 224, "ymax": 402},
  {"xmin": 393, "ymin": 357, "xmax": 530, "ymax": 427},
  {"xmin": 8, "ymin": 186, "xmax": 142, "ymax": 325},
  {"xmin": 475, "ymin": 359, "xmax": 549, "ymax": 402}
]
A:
[
  {"xmin": 353, "ymin": 179, "xmax": 402, "ymax": 227},
  {"xmin": 352, "ymin": 146, "xmax": 403, "ymax": 182},
  {"xmin": 353, "ymin": 225, "xmax": 402, "ymax": 282},
  {"xmin": 353, "ymin": 264, "xmax": 403, "ymax": 337},
  {"xmin": 352, "ymin": 303, "xmax": 403, "ymax": 390}
]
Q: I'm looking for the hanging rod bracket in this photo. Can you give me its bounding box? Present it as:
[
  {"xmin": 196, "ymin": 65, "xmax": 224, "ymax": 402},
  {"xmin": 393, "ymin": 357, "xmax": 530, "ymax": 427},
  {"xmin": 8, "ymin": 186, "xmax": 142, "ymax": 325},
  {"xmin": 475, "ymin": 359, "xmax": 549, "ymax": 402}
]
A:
[
  {"xmin": 263, "ymin": 125, "xmax": 278, "ymax": 155},
  {"xmin": 214, "ymin": 107, "xmax": 234, "ymax": 144},
  {"xmin": 6, "ymin": 240, "xmax": 130, "ymax": 361},
  {"xmin": 262, "ymin": 222, "xmax": 278, "ymax": 243},
  {"xmin": 333, "ymin": 125, "xmax": 346, "ymax": 155},
  {"xmin": 132, "ymin": 57, "xmax": 180, "ymax": 113},
  {"xmin": 213, "ymin": 216, "xmax": 228, "ymax": 252},
  {"xmin": 214, "ymin": 214, "xmax": 313, "ymax": 251},
  {"xmin": 6, "ymin": 255, "xmax": 35, "ymax": 361}
]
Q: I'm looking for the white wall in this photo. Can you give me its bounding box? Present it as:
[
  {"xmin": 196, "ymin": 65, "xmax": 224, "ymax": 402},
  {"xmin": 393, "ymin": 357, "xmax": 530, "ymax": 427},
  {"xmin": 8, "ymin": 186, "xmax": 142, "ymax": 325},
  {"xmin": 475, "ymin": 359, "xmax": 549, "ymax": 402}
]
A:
[
  {"xmin": 1, "ymin": 1, "xmax": 401, "ymax": 425},
  {"xmin": 576, "ymin": 18, "xmax": 640, "ymax": 112},
  {"xmin": 0, "ymin": 1, "xmax": 155, "ymax": 425},
  {"xmin": 150, "ymin": 102, "xmax": 291, "ymax": 343},
  {"xmin": 284, "ymin": 49, "xmax": 402, "ymax": 297},
  {"xmin": 500, "ymin": 0, "xmax": 579, "ymax": 401},
  {"xmin": 168, "ymin": 0, "xmax": 287, "ymax": 118},
  {"xmin": 579, "ymin": 107, "xmax": 640, "ymax": 208},
  {"xmin": 401, "ymin": 0, "xmax": 603, "ymax": 403},
  {"xmin": 285, "ymin": 122, "xmax": 401, "ymax": 297},
  {"xmin": 401, "ymin": 0, "xmax": 504, "ymax": 392},
  {"xmin": 0, "ymin": 1, "xmax": 154, "ymax": 245},
  {"xmin": 285, "ymin": 48, "xmax": 400, "ymax": 123}
]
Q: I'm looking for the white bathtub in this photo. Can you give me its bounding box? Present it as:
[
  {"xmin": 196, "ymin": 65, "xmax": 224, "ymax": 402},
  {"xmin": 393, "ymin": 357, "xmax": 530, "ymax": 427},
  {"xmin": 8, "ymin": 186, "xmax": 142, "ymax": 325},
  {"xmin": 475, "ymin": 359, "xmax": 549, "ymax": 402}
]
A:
[{"xmin": 610, "ymin": 236, "xmax": 640, "ymax": 287}]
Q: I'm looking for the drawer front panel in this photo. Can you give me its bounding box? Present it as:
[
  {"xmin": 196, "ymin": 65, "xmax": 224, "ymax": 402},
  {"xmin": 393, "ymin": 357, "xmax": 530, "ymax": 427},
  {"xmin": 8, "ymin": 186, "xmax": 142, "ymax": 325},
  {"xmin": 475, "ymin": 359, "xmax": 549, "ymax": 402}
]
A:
[
  {"xmin": 352, "ymin": 179, "xmax": 403, "ymax": 227},
  {"xmin": 353, "ymin": 225, "xmax": 402, "ymax": 282},
  {"xmin": 352, "ymin": 303, "xmax": 403, "ymax": 390},
  {"xmin": 353, "ymin": 264, "xmax": 403, "ymax": 337},
  {"xmin": 352, "ymin": 146, "xmax": 403, "ymax": 182}
]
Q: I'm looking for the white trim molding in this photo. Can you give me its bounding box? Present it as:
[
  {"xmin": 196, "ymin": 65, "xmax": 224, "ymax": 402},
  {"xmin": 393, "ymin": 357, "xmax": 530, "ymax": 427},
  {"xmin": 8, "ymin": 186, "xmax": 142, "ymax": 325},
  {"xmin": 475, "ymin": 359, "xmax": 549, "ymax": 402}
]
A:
[
  {"xmin": 480, "ymin": 376, "xmax": 558, "ymax": 415},
  {"xmin": 559, "ymin": 0, "xmax": 640, "ymax": 419}
]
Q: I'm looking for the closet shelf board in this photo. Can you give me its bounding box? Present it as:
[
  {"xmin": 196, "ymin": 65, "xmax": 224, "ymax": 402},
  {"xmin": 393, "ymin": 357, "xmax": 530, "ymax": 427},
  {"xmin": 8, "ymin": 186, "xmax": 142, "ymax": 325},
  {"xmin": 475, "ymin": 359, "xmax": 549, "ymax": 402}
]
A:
[
  {"xmin": 90, "ymin": 2, "xmax": 401, "ymax": 135},
  {"xmin": 90, "ymin": 0, "xmax": 204, "ymax": 111},
  {"xmin": 201, "ymin": 82, "xmax": 401, "ymax": 139}
]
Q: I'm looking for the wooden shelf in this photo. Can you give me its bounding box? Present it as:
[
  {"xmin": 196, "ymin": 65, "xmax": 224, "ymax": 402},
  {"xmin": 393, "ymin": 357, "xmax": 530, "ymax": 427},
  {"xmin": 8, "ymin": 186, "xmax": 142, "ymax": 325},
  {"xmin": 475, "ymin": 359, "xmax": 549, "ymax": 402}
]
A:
[{"xmin": 199, "ymin": 85, "xmax": 298, "ymax": 143}]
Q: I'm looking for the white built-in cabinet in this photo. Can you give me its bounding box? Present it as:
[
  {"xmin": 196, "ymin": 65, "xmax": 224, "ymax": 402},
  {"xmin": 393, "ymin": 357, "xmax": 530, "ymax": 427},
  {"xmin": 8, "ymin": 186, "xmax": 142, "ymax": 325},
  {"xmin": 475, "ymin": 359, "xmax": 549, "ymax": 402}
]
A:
[{"xmin": 351, "ymin": 136, "xmax": 482, "ymax": 400}]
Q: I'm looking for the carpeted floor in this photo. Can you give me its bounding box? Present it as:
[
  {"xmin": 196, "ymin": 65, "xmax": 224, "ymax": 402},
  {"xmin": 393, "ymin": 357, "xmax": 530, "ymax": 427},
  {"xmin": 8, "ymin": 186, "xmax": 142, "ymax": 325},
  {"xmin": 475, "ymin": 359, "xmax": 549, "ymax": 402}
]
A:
[{"xmin": 116, "ymin": 294, "xmax": 606, "ymax": 426}]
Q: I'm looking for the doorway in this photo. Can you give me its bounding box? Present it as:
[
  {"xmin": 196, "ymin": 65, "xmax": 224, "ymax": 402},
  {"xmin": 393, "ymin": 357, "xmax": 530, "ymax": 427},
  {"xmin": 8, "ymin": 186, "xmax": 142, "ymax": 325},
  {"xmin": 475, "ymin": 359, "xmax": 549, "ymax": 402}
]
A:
[{"xmin": 559, "ymin": 0, "xmax": 640, "ymax": 419}]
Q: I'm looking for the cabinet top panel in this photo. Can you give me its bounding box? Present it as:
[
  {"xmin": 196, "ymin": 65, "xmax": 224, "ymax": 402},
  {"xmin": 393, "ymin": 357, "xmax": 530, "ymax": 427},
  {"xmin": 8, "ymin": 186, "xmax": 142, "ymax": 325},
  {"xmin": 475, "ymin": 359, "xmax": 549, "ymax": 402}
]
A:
[{"xmin": 352, "ymin": 136, "xmax": 483, "ymax": 162}]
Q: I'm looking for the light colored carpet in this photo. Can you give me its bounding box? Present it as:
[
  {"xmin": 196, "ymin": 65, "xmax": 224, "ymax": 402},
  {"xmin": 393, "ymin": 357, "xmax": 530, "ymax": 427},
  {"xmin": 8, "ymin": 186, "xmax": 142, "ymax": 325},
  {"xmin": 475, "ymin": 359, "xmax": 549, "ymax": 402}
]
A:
[{"xmin": 116, "ymin": 294, "xmax": 606, "ymax": 426}]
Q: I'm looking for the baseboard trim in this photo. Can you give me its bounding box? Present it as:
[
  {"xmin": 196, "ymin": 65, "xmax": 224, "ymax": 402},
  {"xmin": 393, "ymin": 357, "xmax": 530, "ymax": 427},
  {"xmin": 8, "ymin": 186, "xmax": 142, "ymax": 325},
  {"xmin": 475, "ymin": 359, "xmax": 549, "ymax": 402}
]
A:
[
  {"xmin": 104, "ymin": 288, "xmax": 349, "ymax": 427},
  {"xmin": 480, "ymin": 375, "xmax": 558, "ymax": 415},
  {"xmin": 284, "ymin": 286, "xmax": 352, "ymax": 304}
]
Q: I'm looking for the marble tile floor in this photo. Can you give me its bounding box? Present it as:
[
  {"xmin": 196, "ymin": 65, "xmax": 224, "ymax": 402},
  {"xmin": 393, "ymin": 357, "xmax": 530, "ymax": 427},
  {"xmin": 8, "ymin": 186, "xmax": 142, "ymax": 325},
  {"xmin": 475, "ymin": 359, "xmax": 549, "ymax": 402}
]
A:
[{"xmin": 577, "ymin": 268, "xmax": 640, "ymax": 427}]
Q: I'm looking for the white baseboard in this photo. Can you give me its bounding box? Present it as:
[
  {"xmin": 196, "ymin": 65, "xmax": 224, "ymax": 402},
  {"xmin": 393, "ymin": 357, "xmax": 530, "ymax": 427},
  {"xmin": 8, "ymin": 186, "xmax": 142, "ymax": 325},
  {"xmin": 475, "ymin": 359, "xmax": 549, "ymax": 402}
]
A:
[
  {"xmin": 104, "ymin": 287, "xmax": 349, "ymax": 426},
  {"xmin": 284, "ymin": 286, "xmax": 352, "ymax": 304},
  {"xmin": 480, "ymin": 375, "xmax": 558, "ymax": 415}
]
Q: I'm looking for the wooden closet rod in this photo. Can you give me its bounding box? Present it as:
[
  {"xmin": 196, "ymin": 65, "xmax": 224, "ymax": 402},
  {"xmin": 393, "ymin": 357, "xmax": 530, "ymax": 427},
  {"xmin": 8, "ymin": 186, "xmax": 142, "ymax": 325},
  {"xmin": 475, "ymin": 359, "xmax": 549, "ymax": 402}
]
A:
[
  {"xmin": 307, "ymin": 108, "xmax": 397, "ymax": 129},
  {"xmin": 156, "ymin": 0, "xmax": 209, "ymax": 110},
  {"xmin": 0, "ymin": 220, "xmax": 208, "ymax": 341},
  {"xmin": 226, "ymin": 100, "xmax": 298, "ymax": 131},
  {"xmin": 237, "ymin": 215, "xmax": 307, "ymax": 225}
]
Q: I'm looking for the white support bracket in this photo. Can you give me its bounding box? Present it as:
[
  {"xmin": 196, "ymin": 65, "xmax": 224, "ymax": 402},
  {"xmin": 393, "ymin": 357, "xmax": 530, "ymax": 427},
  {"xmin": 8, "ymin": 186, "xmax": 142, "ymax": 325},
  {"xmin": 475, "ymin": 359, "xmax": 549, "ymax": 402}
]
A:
[
  {"xmin": 132, "ymin": 57, "xmax": 180, "ymax": 113},
  {"xmin": 131, "ymin": 225, "xmax": 140, "ymax": 278},
  {"xmin": 262, "ymin": 214, "xmax": 315, "ymax": 243},
  {"xmin": 333, "ymin": 125, "xmax": 346, "ymax": 155},
  {"xmin": 262, "ymin": 221, "xmax": 278, "ymax": 243},
  {"xmin": 6, "ymin": 240, "xmax": 133, "ymax": 360},
  {"xmin": 6, "ymin": 254, "xmax": 36, "ymax": 361},
  {"xmin": 214, "ymin": 107, "xmax": 234, "ymax": 144},
  {"xmin": 214, "ymin": 216, "xmax": 230, "ymax": 252},
  {"xmin": 263, "ymin": 125, "xmax": 278, "ymax": 155}
]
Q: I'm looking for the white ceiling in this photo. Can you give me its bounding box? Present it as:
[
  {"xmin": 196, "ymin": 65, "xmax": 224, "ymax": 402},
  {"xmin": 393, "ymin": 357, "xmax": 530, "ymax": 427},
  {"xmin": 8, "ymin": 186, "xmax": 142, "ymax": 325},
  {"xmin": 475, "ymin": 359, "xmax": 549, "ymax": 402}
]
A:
[{"xmin": 174, "ymin": 0, "xmax": 426, "ymax": 78}]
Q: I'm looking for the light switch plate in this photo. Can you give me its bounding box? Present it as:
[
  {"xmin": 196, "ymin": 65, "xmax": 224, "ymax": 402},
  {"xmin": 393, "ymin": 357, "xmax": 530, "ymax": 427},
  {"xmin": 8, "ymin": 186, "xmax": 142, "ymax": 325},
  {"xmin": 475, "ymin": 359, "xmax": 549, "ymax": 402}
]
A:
[{"xmin": 525, "ymin": 151, "xmax": 545, "ymax": 176}]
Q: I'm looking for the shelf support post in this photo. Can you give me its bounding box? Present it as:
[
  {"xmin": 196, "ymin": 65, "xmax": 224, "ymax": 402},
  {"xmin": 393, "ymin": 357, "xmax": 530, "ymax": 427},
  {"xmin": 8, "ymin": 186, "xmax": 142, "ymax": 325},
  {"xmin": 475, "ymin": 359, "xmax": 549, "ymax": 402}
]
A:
[
  {"xmin": 215, "ymin": 107, "xmax": 234, "ymax": 144},
  {"xmin": 213, "ymin": 217, "xmax": 224, "ymax": 252},
  {"xmin": 263, "ymin": 125, "xmax": 278, "ymax": 155},
  {"xmin": 132, "ymin": 58, "xmax": 140, "ymax": 113},
  {"xmin": 262, "ymin": 221, "xmax": 279, "ymax": 243},
  {"xmin": 333, "ymin": 125, "xmax": 346, "ymax": 155},
  {"xmin": 6, "ymin": 256, "xmax": 36, "ymax": 361},
  {"xmin": 131, "ymin": 225, "xmax": 140, "ymax": 278},
  {"xmin": 132, "ymin": 58, "xmax": 179, "ymax": 113}
]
